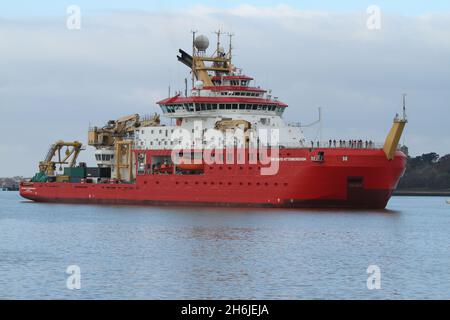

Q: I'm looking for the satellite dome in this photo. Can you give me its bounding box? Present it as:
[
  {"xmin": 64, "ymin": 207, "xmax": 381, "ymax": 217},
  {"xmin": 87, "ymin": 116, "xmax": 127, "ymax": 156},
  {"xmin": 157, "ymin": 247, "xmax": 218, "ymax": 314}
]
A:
[
  {"xmin": 194, "ymin": 35, "xmax": 209, "ymax": 51},
  {"xmin": 194, "ymin": 80, "xmax": 204, "ymax": 89}
]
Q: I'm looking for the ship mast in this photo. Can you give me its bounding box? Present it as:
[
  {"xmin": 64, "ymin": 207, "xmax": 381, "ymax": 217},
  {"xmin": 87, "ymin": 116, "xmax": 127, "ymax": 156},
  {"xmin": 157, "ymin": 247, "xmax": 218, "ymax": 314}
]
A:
[
  {"xmin": 191, "ymin": 30, "xmax": 197, "ymax": 88},
  {"xmin": 178, "ymin": 30, "xmax": 234, "ymax": 87}
]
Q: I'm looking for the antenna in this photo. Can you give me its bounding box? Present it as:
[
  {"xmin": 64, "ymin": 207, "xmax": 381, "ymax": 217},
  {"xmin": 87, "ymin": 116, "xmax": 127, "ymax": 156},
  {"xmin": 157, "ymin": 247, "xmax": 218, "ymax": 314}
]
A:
[
  {"xmin": 190, "ymin": 29, "xmax": 197, "ymax": 87},
  {"xmin": 318, "ymin": 107, "xmax": 322, "ymax": 142},
  {"xmin": 402, "ymin": 93, "xmax": 407, "ymax": 121},
  {"xmin": 214, "ymin": 29, "xmax": 221, "ymax": 56},
  {"xmin": 300, "ymin": 107, "xmax": 322, "ymax": 127},
  {"xmin": 184, "ymin": 78, "xmax": 188, "ymax": 96},
  {"xmin": 227, "ymin": 32, "xmax": 234, "ymax": 71}
]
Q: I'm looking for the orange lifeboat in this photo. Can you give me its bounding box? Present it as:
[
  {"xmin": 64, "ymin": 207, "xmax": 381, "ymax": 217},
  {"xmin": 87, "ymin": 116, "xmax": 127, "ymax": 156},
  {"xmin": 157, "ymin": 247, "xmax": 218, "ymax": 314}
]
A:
[{"xmin": 177, "ymin": 157, "xmax": 204, "ymax": 171}]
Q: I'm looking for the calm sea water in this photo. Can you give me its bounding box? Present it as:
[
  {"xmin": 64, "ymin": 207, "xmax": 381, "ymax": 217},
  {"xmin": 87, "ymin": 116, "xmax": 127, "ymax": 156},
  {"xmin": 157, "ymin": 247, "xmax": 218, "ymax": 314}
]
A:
[{"xmin": 0, "ymin": 192, "xmax": 449, "ymax": 299}]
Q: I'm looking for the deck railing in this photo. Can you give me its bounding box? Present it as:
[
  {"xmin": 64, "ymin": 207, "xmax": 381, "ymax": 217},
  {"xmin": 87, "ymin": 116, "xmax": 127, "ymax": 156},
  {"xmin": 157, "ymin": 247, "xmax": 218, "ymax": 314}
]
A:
[{"xmin": 133, "ymin": 140, "xmax": 397, "ymax": 150}]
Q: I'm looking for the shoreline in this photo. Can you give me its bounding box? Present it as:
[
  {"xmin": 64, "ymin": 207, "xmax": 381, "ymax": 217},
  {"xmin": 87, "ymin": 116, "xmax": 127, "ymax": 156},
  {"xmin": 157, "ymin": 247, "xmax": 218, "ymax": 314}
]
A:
[{"xmin": 394, "ymin": 190, "xmax": 450, "ymax": 197}]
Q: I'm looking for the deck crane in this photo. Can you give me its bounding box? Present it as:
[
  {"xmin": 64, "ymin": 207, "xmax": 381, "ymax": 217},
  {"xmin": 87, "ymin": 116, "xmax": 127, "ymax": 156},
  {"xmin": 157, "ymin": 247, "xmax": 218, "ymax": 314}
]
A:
[{"xmin": 35, "ymin": 140, "xmax": 83, "ymax": 179}]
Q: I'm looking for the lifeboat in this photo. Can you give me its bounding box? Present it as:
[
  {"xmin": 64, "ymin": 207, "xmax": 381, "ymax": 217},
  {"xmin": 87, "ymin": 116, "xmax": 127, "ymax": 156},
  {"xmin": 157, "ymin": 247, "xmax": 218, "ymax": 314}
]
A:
[{"xmin": 176, "ymin": 157, "xmax": 204, "ymax": 171}]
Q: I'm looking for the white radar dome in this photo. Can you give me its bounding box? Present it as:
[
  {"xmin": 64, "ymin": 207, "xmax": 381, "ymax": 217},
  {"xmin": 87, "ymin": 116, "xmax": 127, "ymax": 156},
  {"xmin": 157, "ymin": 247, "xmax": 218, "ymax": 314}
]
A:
[
  {"xmin": 194, "ymin": 35, "xmax": 209, "ymax": 51},
  {"xmin": 194, "ymin": 80, "xmax": 204, "ymax": 89}
]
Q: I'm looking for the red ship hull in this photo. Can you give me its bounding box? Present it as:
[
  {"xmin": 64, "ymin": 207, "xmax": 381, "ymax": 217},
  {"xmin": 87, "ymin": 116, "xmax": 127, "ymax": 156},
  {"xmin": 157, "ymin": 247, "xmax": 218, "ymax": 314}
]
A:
[{"xmin": 20, "ymin": 148, "xmax": 406, "ymax": 209}]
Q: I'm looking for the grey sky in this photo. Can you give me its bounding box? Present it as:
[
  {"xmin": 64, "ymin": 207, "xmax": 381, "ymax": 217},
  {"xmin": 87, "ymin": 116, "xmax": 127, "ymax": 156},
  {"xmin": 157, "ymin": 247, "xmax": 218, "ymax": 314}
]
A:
[{"xmin": 1, "ymin": 4, "xmax": 449, "ymax": 176}]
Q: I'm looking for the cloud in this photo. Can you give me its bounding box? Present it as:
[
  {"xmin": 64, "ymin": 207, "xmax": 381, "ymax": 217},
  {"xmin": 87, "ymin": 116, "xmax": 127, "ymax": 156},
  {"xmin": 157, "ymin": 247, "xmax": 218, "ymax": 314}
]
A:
[{"xmin": 1, "ymin": 5, "xmax": 450, "ymax": 176}]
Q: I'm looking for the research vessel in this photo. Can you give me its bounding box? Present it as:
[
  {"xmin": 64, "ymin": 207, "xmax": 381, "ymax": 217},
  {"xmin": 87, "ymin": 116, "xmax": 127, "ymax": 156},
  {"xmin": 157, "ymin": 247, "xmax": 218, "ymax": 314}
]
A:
[{"xmin": 20, "ymin": 32, "xmax": 407, "ymax": 208}]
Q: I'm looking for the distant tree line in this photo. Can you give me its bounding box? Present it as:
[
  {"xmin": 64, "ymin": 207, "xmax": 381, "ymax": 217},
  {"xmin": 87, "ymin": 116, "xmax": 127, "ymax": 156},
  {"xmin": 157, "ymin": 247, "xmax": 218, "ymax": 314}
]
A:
[{"xmin": 398, "ymin": 153, "xmax": 450, "ymax": 190}]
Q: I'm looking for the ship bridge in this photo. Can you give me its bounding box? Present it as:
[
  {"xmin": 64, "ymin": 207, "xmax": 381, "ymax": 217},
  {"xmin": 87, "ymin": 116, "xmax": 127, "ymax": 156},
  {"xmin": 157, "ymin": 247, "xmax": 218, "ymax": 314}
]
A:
[{"xmin": 144, "ymin": 31, "xmax": 306, "ymax": 150}]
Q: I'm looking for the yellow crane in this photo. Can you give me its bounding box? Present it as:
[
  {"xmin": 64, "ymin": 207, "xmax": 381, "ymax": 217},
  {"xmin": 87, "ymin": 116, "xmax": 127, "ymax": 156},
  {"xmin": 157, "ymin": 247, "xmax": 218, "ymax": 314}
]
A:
[
  {"xmin": 383, "ymin": 95, "xmax": 408, "ymax": 160},
  {"xmin": 38, "ymin": 140, "xmax": 83, "ymax": 176}
]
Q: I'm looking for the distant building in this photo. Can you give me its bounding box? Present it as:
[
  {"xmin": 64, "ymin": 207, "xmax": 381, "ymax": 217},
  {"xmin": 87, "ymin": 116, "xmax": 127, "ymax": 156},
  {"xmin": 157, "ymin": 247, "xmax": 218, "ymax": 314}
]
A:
[{"xmin": 0, "ymin": 176, "xmax": 23, "ymax": 191}]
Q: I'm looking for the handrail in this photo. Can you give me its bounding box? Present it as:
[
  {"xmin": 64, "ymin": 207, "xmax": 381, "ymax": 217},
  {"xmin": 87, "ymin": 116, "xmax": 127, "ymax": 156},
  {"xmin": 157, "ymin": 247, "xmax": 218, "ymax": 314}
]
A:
[{"xmin": 133, "ymin": 140, "xmax": 397, "ymax": 150}]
